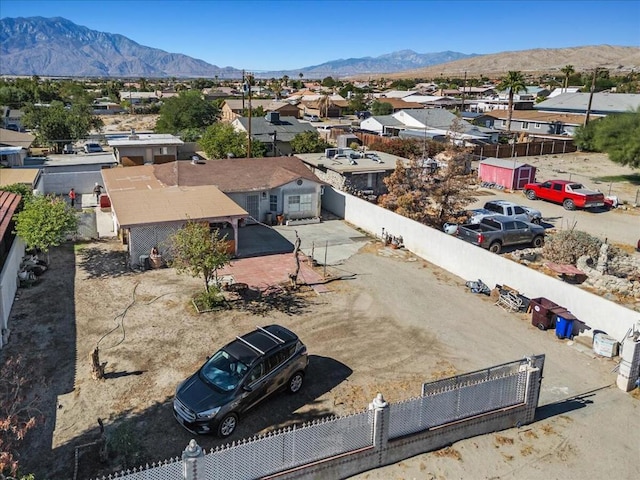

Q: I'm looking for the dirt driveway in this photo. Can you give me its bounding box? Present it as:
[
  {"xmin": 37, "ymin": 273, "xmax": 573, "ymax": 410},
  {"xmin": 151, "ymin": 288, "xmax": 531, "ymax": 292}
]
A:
[{"xmin": 7, "ymin": 229, "xmax": 639, "ymax": 480}]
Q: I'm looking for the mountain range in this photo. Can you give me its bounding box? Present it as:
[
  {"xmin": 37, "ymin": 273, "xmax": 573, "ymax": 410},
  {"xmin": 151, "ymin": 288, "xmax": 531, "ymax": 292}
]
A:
[{"xmin": 1, "ymin": 17, "xmax": 639, "ymax": 79}]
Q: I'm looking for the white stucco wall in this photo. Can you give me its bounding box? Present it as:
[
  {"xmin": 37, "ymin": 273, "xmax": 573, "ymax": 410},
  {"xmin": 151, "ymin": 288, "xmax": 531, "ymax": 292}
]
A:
[
  {"xmin": 0, "ymin": 237, "xmax": 25, "ymax": 347},
  {"xmin": 323, "ymin": 187, "xmax": 639, "ymax": 341}
]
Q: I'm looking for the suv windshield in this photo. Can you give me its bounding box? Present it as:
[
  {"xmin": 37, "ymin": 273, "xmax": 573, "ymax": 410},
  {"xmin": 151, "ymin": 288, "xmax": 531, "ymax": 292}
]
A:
[{"xmin": 199, "ymin": 349, "xmax": 248, "ymax": 392}]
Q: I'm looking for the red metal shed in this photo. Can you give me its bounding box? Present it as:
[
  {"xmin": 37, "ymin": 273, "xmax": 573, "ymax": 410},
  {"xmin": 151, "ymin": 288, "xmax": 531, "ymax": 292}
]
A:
[{"xmin": 478, "ymin": 157, "xmax": 536, "ymax": 190}]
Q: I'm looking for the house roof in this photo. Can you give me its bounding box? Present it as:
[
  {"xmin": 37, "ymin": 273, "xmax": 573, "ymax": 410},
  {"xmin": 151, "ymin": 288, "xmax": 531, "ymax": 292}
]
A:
[
  {"xmin": 0, "ymin": 190, "xmax": 21, "ymax": 240},
  {"xmin": 107, "ymin": 185, "xmax": 248, "ymax": 228},
  {"xmin": 107, "ymin": 133, "xmax": 184, "ymax": 147},
  {"xmin": 375, "ymin": 98, "xmax": 425, "ymax": 109},
  {"xmin": 233, "ymin": 116, "xmax": 317, "ymax": 142},
  {"xmin": 224, "ymin": 99, "xmax": 298, "ymax": 111},
  {"xmin": 485, "ymin": 109, "xmax": 594, "ymax": 125},
  {"xmin": 394, "ymin": 108, "xmax": 462, "ymax": 129},
  {"xmin": 0, "ymin": 168, "xmax": 40, "ymax": 188},
  {"xmin": 535, "ymin": 92, "xmax": 640, "ymax": 114},
  {"xmin": 296, "ymin": 150, "xmax": 409, "ymax": 174},
  {"xmin": 479, "ymin": 157, "xmax": 531, "ymax": 169},
  {"xmin": 0, "ymin": 128, "xmax": 35, "ymax": 148},
  {"xmin": 153, "ymin": 157, "xmax": 324, "ymax": 192},
  {"xmin": 363, "ymin": 115, "xmax": 404, "ymax": 127},
  {"xmin": 376, "ymin": 90, "xmax": 418, "ymax": 99},
  {"xmin": 407, "ymin": 95, "xmax": 458, "ymax": 104}
]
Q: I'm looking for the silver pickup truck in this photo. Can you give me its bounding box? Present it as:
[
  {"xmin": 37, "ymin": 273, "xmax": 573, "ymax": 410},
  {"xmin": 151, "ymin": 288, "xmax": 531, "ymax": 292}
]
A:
[
  {"xmin": 469, "ymin": 200, "xmax": 542, "ymax": 224},
  {"xmin": 457, "ymin": 215, "xmax": 545, "ymax": 253}
]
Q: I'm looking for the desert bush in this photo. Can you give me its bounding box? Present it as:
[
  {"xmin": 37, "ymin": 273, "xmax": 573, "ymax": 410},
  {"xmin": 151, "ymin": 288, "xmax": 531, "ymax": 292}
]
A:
[{"xmin": 542, "ymin": 230, "xmax": 602, "ymax": 265}]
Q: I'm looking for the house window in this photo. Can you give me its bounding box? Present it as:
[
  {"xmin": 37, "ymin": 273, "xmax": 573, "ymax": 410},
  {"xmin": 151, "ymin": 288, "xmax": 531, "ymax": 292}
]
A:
[
  {"xmin": 501, "ymin": 120, "xmax": 507, "ymax": 127},
  {"xmin": 522, "ymin": 122, "xmax": 529, "ymax": 129},
  {"xmin": 367, "ymin": 173, "xmax": 374, "ymax": 188},
  {"xmin": 534, "ymin": 123, "xmax": 541, "ymax": 129},
  {"xmin": 270, "ymin": 195, "xmax": 278, "ymax": 212},
  {"xmin": 287, "ymin": 194, "xmax": 313, "ymax": 213}
]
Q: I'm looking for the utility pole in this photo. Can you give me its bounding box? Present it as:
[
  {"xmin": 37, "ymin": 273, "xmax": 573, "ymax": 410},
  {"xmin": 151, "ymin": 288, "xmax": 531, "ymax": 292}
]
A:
[
  {"xmin": 272, "ymin": 130, "xmax": 277, "ymax": 157},
  {"xmin": 460, "ymin": 71, "xmax": 467, "ymax": 114},
  {"xmin": 241, "ymin": 69, "xmax": 245, "ymax": 111},
  {"xmin": 584, "ymin": 67, "xmax": 598, "ymax": 126},
  {"xmin": 247, "ymin": 73, "xmax": 253, "ymax": 158}
]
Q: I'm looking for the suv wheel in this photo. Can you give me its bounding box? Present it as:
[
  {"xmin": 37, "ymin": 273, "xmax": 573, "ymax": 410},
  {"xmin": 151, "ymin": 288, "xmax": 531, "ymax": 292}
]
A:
[
  {"xmin": 217, "ymin": 412, "xmax": 238, "ymax": 437},
  {"xmin": 288, "ymin": 372, "xmax": 304, "ymax": 394}
]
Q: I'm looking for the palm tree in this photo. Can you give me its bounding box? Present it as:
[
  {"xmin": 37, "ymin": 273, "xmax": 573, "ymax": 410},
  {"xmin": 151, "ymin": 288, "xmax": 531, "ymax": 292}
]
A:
[
  {"xmin": 497, "ymin": 71, "xmax": 527, "ymax": 133},
  {"xmin": 561, "ymin": 64, "xmax": 575, "ymax": 93},
  {"xmin": 318, "ymin": 93, "xmax": 330, "ymax": 118}
]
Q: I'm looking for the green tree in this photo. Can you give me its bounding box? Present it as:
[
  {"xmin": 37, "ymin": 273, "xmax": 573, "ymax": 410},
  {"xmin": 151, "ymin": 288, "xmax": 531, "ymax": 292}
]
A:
[
  {"xmin": 168, "ymin": 221, "xmax": 231, "ymax": 293},
  {"xmin": 14, "ymin": 195, "xmax": 78, "ymax": 257},
  {"xmin": 290, "ymin": 131, "xmax": 331, "ymax": 154},
  {"xmin": 574, "ymin": 109, "xmax": 640, "ymax": 167},
  {"xmin": 322, "ymin": 76, "xmax": 337, "ymax": 88},
  {"xmin": 347, "ymin": 92, "xmax": 367, "ymax": 114},
  {"xmin": 199, "ymin": 122, "xmax": 267, "ymax": 159},
  {"xmin": 155, "ymin": 90, "xmax": 219, "ymax": 135},
  {"xmin": 370, "ymin": 100, "xmax": 393, "ymax": 116},
  {"xmin": 22, "ymin": 101, "xmax": 102, "ymax": 152},
  {"xmin": 0, "ymin": 183, "xmax": 32, "ymax": 210},
  {"xmin": 497, "ymin": 71, "xmax": 527, "ymax": 132}
]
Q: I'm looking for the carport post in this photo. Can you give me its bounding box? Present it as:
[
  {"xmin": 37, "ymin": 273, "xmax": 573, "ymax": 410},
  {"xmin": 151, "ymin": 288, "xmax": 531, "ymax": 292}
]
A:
[{"xmin": 182, "ymin": 439, "xmax": 204, "ymax": 479}]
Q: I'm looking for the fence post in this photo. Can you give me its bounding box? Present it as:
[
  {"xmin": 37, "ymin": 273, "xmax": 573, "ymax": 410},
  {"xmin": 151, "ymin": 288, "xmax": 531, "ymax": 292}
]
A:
[
  {"xmin": 369, "ymin": 392, "xmax": 390, "ymax": 461},
  {"xmin": 182, "ymin": 439, "xmax": 204, "ymax": 480}
]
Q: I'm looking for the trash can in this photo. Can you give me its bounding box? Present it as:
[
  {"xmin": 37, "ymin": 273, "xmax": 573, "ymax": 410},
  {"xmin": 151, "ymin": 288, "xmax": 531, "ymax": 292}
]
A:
[
  {"xmin": 555, "ymin": 311, "xmax": 577, "ymax": 339},
  {"xmin": 530, "ymin": 297, "xmax": 561, "ymax": 330},
  {"xmin": 139, "ymin": 254, "xmax": 150, "ymax": 271}
]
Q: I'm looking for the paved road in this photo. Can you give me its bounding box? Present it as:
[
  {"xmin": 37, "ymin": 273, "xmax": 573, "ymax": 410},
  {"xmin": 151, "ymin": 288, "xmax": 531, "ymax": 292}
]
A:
[{"xmin": 469, "ymin": 190, "xmax": 640, "ymax": 249}]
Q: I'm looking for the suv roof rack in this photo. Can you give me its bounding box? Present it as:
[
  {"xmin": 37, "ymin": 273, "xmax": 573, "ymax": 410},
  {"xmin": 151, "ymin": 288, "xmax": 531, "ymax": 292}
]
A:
[
  {"xmin": 235, "ymin": 336, "xmax": 265, "ymax": 355},
  {"xmin": 257, "ymin": 325, "xmax": 285, "ymax": 344}
]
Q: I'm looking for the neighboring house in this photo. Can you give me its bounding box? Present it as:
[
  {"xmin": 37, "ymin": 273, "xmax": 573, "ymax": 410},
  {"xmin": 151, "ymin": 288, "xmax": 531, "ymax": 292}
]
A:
[
  {"xmin": 534, "ymin": 92, "xmax": 640, "ymax": 116},
  {"xmin": 296, "ymin": 149, "xmax": 410, "ymax": 197},
  {"xmin": 547, "ymin": 87, "xmax": 581, "ymax": 98},
  {"xmin": 1, "ymin": 107, "xmax": 25, "ymax": 131},
  {"xmin": 203, "ymin": 86, "xmax": 240, "ymax": 101},
  {"xmin": 92, "ymin": 101, "xmax": 124, "ymax": 115},
  {"xmin": 232, "ymin": 112, "xmax": 317, "ymax": 156},
  {"xmin": 0, "ymin": 127, "xmax": 35, "ymax": 166},
  {"xmin": 375, "ymin": 90, "xmax": 419, "ymax": 99},
  {"xmin": 371, "ymin": 97, "xmax": 425, "ymax": 112},
  {"xmin": 101, "ymin": 157, "xmax": 325, "ymax": 265},
  {"xmin": 361, "ymin": 109, "xmax": 499, "ymax": 144},
  {"xmin": 458, "ymin": 86, "xmax": 496, "ymax": 97},
  {"xmin": 483, "ymin": 109, "xmax": 595, "ymax": 136},
  {"xmin": 0, "ymin": 190, "xmax": 24, "ymax": 348},
  {"xmin": 403, "ymin": 95, "xmax": 459, "ymax": 109},
  {"xmin": 221, "ymin": 99, "xmax": 300, "ymax": 122},
  {"xmin": 0, "ymin": 127, "xmax": 34, "ymax": 150},
  {"xmin": 107, "ymin": 132, "xmax": 184, "ymax": 166},
  {"xmin": 118, "ymin": 91, "xmax": 179, "ymax": 104}
]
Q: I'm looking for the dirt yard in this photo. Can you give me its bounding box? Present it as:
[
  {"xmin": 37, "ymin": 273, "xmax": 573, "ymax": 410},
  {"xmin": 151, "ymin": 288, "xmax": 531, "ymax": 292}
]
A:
[
  {"xmin": 99, "ymin": 114, "xmax": 159, "ymax": 133},
  {"xmin": 7, "ymin": 235, "xmax": 639, "ymax": 480}
]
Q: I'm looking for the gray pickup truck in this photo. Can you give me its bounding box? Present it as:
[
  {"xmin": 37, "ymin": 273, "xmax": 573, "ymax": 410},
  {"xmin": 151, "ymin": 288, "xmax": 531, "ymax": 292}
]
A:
[{"xmin": 457, "ymin": 215, "xmax": 545, "ymax": 253}]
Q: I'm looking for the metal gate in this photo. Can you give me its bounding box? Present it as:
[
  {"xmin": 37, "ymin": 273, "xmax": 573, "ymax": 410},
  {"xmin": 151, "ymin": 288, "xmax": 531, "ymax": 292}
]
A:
[{"xmin": 245, "ymin": 194, "xmax": 259, "ymax": 224}]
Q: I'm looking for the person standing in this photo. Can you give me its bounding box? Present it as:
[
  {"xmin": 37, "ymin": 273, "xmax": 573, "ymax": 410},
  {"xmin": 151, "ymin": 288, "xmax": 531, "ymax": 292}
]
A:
[
  {"xmin": 68, "ymin": 188, "xmax": 77, "ymax": 208},
  {"xmin": 93, "ymin": 183, "xmax": 103, "ymax": 204}
]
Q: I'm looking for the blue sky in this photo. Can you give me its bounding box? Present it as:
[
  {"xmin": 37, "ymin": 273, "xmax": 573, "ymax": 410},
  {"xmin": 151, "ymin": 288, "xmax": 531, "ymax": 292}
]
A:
[{"xmin": 2, "ymin": 0, "xmax": 639, "ymax": 71}]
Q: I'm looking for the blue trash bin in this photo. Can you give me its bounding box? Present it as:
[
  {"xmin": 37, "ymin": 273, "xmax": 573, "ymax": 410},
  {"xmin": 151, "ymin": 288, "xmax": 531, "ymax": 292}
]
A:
[{"xmin": 555, "ymin": 313, "xmax": 576, "ymax": 339}]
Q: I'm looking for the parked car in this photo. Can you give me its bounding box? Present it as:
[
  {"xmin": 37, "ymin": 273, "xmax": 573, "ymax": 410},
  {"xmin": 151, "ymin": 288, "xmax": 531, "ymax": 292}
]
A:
[
  {"xmin": 62, "ymin": 144, "xmax": 76, "ymax": 154},
  {"xmin": 303, "ymin": 114, "xmax": 320, "ymax": 122},
  {"xmin": 83, "ymin": 143, "xmax": 103, "ymax": 153},
  {"xmin": 173, "ymin": 325, "xmax": 308, "ymax": 437},
  {"xmin": 456, "ymin": 215, "xmax": 545, "ymax": 254},
  {"xmin": 469, "ymin": 200, "xmax": 542, "ymax": 225},
  {"xmin": 523, "ymin": 179, "xmax": 605, "ymax": 211}
]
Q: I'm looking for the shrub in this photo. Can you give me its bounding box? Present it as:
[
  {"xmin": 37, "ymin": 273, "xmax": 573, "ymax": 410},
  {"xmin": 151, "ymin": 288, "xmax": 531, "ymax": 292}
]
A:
[
  {"xmin": 194, "ymin": 287, "xmax": 225, "ymax": 311},
  {"xmin": 542, "ymin": 230, "xmax": 602, "ymax": 265}
]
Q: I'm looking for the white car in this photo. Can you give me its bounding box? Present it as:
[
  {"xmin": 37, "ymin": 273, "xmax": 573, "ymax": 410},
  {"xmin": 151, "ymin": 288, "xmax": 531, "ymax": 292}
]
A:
[
  {"xmin": 469, "ymin": 200, "xmax": 542, "ymax": 225},
  {"xmin": 83, "ymin": 143, "xmax": 103, "ymax": 153}
]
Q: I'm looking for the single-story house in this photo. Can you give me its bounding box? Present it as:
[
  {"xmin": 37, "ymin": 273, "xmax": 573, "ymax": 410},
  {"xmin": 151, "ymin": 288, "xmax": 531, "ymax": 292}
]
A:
[
  {"xmin": 404, "ymin": 95, "xmax": 459, "ymax": 109},
  {"xmin": 0, "ymin": 128, "xmax": 35, "ymax": 150},
  {"xmin": 534, "ymin": 92, "xmax": 640, "ymax": 116},
  {"xmin": 0, "ymin": 147, "xmax": 26, "ymax": 167},
  {"xmin": 483, "ymin": 110, "xmax": 596, "ymax": 136},
  {"xmin": 478, "ymin": 157, "xmax": 537, "ymax": 190},
  {"xmin": 296, "ymin": 148, "xmax": 410, "ymax": 197},
  {"xmin": 371, "ymin": 97, "xmax": 425, "ymax": 112},
  {"xmin": 118, "ymin": 91, "xmax": 179, "ymax": 104},
  {"xmin": 101, "ymin": 157, "xmax": 325, "ymax": 265},
  {"xmin": 221, "ymin": 99, "xmax": 300, "ymax": 122},
  {"xmin": 0, "ymin": 107, "xmax": 25, "ymax": 131},
  {"xmin": 107, "ymin": 132, "xmax": 184, "ymax": 166},
  {"xmin": 232, "ymin": 112, "xmax": 317, "ymax": 156}
]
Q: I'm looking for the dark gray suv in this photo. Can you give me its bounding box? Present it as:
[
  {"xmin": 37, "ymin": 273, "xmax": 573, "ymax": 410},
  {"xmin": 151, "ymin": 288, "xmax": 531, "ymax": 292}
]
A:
[{"xmin": 173, "ymin": 325, "xmax": 308, "ymax": 437}]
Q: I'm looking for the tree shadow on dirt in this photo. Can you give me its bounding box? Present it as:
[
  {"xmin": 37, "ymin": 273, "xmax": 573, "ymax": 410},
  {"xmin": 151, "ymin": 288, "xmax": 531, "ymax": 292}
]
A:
[
  {"xmin": 226, "ymin": 284, "xmax": 312, "ymax": 316},
  {"xmin": 56, "ymin": 355, "xmax": 353, "ymax": 479},
  {"xmin": 77, "ymin": 242, "xmax": 131, "ymax": 279}
]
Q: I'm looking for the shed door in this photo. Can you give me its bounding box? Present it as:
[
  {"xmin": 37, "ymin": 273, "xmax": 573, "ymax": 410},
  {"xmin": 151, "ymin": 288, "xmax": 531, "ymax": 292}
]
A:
[
  {"xmin": 245, "ymin": 194, "xmax": 260, "ymax": 223},
  {"xmin": 515, "ymin": 166, "xmax": 533, "ymax": 189}
]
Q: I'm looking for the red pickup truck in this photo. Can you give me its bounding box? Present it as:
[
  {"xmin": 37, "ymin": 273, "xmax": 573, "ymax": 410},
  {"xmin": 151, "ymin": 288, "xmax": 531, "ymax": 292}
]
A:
[{"xmin": 523, "ymin": 179, "xmax": 606, "ymax": 211}]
